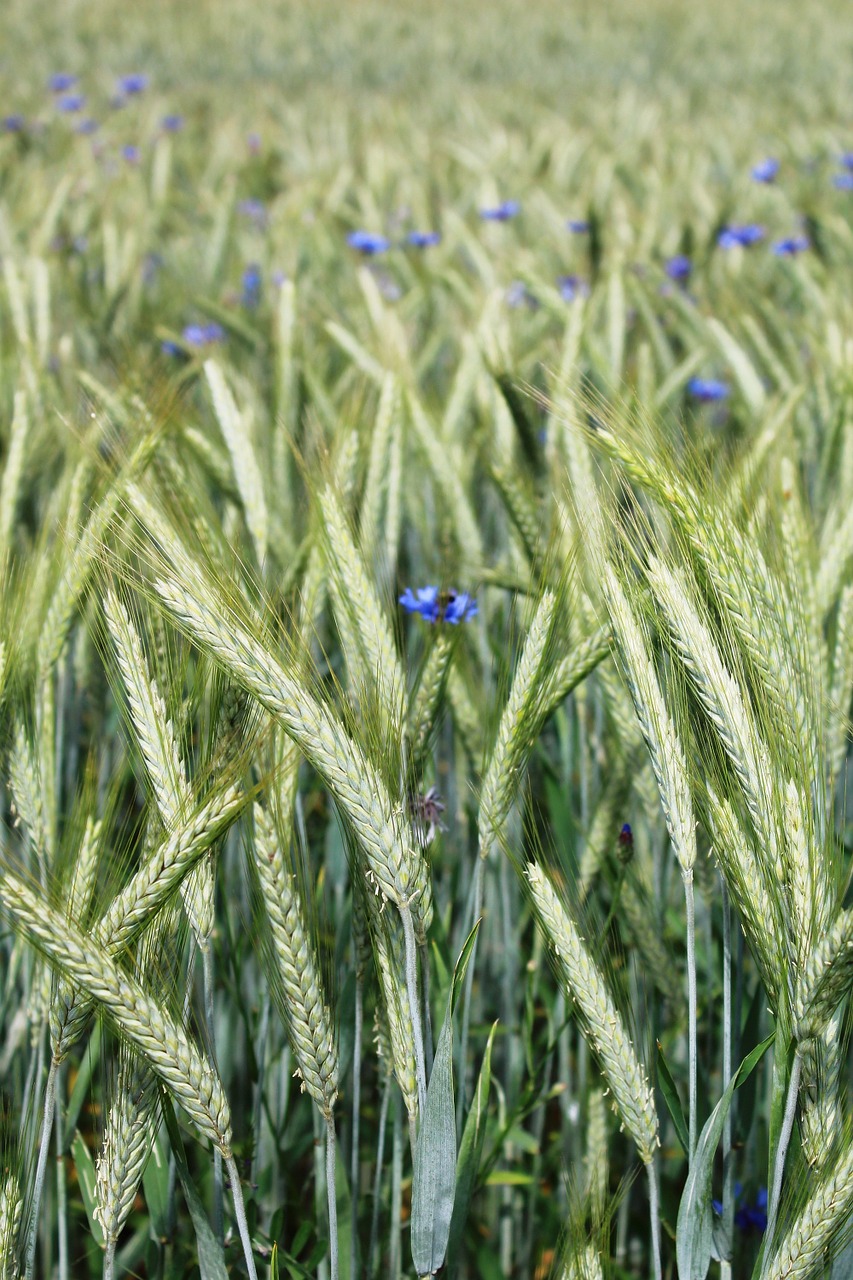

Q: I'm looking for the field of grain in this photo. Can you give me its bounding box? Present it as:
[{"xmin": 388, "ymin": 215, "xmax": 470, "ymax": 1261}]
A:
[{"xmin": 1, "ymin": 2, "xmax": 853, "ymax": 1278}]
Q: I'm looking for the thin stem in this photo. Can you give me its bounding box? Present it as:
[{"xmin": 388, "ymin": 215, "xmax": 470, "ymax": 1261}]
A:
[
  {"xmin": 369, "ymin": 1075, "xmax": 392, "ymax": 1277},
  {"xmin": 646, "ymin": 1159, "xmax": 663, "ymax": 1280},
  {"xmin": 225, "ymin": 1154, "xmax": 259, "ymax": 1280},
  {"xmin": 103, "ymin": 1239, "xmax": 117, "ymax": 1280},
  {"xmin": 55, "ymin": 1062, "xmax": 68, "ymax": 1280},
  {"xmin": 399, "ymin": 903, "xmax": 427, "ymax": 1120},
  {"xmin": 350, "ymin": 977, "xmax": 364, "ymax": 1280},
  {"xmin": 314, "ymin": 1109, "xmax": 329, "ymax": 1280},
  {"xmin": 456, "ymin": 854, "xmax": 484, "ymax": 1125},
  {"xmin": 25, "ymin": 1056, "xmax": 58, "ymax": 1280},
  {"xmin": 721, "ymin": 879, "xmax": 734, "ymax": 1280},
  {"xmin": 326, "ymin": 1115, "xmax": 339, "ymax": 1280},
  {"xmin": 390, "ymin": 1090, "xmax": 403, "ymax": 1280},
  {"xmin": 420, "ymin": 944, "xmax": 434, "ymax": 1073},
  {"xmin": 250, "ymin": 991, "xmax": 271, "ymax": 1187},
  {"xmin": 764, "ymin": 1048, "xmax": 803, "ymax": 1262},
  {"xmin": 202, "ymin": 943, "xmax": 224, "ymax": 1244},
  {"xmin": 684, "ymin": 868, "xmax": 697, "ymax": 1164}
]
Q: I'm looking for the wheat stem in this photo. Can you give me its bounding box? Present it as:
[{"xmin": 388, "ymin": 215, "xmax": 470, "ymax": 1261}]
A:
[
  {"xmin": 764, "ymin": 1048, "xmax": 803, "ymax": 1264},
  {"xmin": 225, "ymin": 1155, "xmax": 258, "ymax": 1280},
  {"xmin": 400, "ymin": 903, "xmax": 427, "ymax": 1121},
  {"xmin": 24, "ymin": 1057, "xmax": 57, "ymax": 1280}
]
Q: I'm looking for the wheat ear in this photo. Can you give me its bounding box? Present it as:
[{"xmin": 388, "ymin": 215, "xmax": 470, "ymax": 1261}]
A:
[
  {"xmin": 151, "ymin": 545, "xmax": 428, "ymax": 920},
  {"xmin": 320, "ymin": 482, "xmax": 407, "ymax": 742},
  {"xmin": 104, "ymin": 588, "xmax": 214, "ymax": 943},
  {"xmin": 0, "ymin": 1172, "xmax": 22, "ymax": 1280},
  {"xmin": 94, "ymin": 1050, "xmax": 158, "ymax": 1261},
  {"xmin": 253, "ymin": 803, "xmax": 338, "ymax": 1117},
  {"xmin": 525, "ymin": 861, "xmax": 658, "ymax": 1164},
  {"xmin": 479, "ymin": 591, "xmax": 558, "ymax": 856},
  {"xmin": 762, "ymin": 1136, "xmax": 853, "ymax": 1280},
  {"xmin": 0, "ymin": 870, "xmax": 232, "ymax": 1155}
]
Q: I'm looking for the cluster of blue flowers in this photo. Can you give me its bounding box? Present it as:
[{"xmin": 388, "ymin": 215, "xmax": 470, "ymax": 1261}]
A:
[{"xmin": 399, "ymin": 587, "xmax": 478, "ymax": 625}]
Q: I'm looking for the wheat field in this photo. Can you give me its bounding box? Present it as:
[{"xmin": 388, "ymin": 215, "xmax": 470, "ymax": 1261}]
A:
[{"xmin": 1, "ymin": 1, "xmax": 853, "ymax": 1277}]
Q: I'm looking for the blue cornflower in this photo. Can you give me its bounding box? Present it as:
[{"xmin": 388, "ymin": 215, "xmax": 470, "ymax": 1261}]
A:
[
  {"xmin": 751, "ymin": 158, "xmax": 779, "ymax": 183},
  {"xmin": 772, "ymin": 235, "xmax": 809, "ymax": 256},
  {"xmin": 121, "ymin": 144, "xmax": 140, "ymax": 164},
  {"xmin": 181, "ymin": 322, "xmax": 225, "ymax": 348},
  {"xmin": 557, "ymin": 274, "xmax": 589, "ymax": 302},
  {"xmin": 665, "ymin": 254, "xmax": 692, "ymax": 282},
  {"xmin": 833, "ymin": 173, "xmax": 853, "ymax": 191},
  {"xmin": 238, "ymin": 198, "xmax": 267, "ymax": 228},
  {"xmin": 566, "ymin": 219, "xmax": 590, "ymax": 233},
  {"xmin": 399, "ymin": 587, "xmax": 478, "ymax": 624},
  {"xmin": 49, "ymin": 73, "xmax": 77, "ymax": 93},
  {"xmin": 407, "ymin": 230, "xmax": 441, "ymax": 247},
  {"xmin": 58, "ymin": 94, "xmax": 85, "ymax": 113},
  {"xmin": 118, "ymin": 73, "xmax": 148, "ymax": 95},
  {"xmin": 161, "ymin": 114, "xmax": 184, "ymax": 133},
  {"xmin": 717, "ymin": 224, "xmax": 765, "ymax": 249},
  {"xmin": 713, "ymin": 1185, "xmax": 767, "ymax": 1233},
  {"xmin": 346, "ymin": 230, "xmax": 390, "ymax": 255},
  {"xmin": 75, "ymin": 118, "xmax": 99, "ymax": 135},
  {"xmin": 480, "ymin": 200, "xmax": 520, "ymax": 221},
  {"xmin": 2, "ymin": 115, "xmax": 25, "ymax": 132},
  {"xmin": 840, "ymin": 152, "xmax": 853, "ymax": 170},
  {"xmin": 687, "ymin": 377, "xmax": 730, "ymax": 402},
  {"xmin": 241, "ymin": 263, "xmax": 262, "ymax": 308},
  {"xmin": 506, "ymin": 280, "xmax": 535, "ymax": 308}
]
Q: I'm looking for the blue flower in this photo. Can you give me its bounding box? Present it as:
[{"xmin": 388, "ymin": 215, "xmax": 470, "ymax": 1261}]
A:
[
  {"xmin": 566, "ymin": 219, "xmax": 590, "ymax": 233},
  {"xmin": 75, "ymin": 118, "xmax": 99, "ymax": 135},
  {"xmin": 751, "ymin": 158, "xmax": 779, "ymax": 183},
  {"xmin": 58, "ymin": 94, "xmax": 85, "ymax": 113},
  {"xmin": 506, "ymin": 280, "xmax": 536, "ymax": 308},
  {"xmin": 346, "ymin": 230, "xmax": 390, "ymax": 255},
  {"xmin": 557, "ymin": 274, "xmax": 589, "ymax": 302},
  {"xmin": 118, "ymin": 73, "xmax": 148, "ymax": 95},
  {"xmin": 2, "ymin": 115, "xmax": 25, "ymax": 132},
  {"xmin": 687, "ymin": 377, "xmax": 730, "ymax": 402},
  {"xmin": 238, "ymin": 198, "xmax": 267, "ymax": 228},
  {"xmin": 161, "ymin": 114, "xmax": 184, "ymax": 133},
  {"xmin": 121, "ymin": 144, "xmax": 140, "ymax": 164},
  {"xmin": 181, "ymin": 322, "xmax": 225, "ymax": 348},
  {"xmin": 832, "ymin": 173, "xmax": 853, "ymax": 191},
  {"xmin": 407, "ymin": 230, "xmax": 441, "ymax": 247},
  {"xmin": 399, "ymin": 587, "xmax": 478, "ymax": 624},
  {"xmin": 480, "ymin": 200, "xmax": 520, "ymax": 221},
  {"xmin": 241, "ymin": 263, "xmax": 262, "ymax": 308},
  {"xmin": 247, "ymin": 131, "xmax": 262, "ymax": 154},
  {"xmin": 665, "ymin": 255, "xmax": 692, "ymax": 282},
  {"xmin": 772, "ymin": 235, "xmax": 809, "ymax": 256},
  {"xmin": 49, "ymin": 73, "xmax": 77, "ymax": 93},
  {"xmin": 840, "ymin": 152, "xmax": 853, "ymax": 171},
  {"xmin": 714, "ymin": 1185, "xmax": 767, "ymax": 1233},
  {"xmin": 717, "ymin": 224, "xmax": 765, "ymax": 249}
]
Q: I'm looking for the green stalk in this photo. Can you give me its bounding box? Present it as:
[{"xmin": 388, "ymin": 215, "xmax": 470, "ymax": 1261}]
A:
[
  {"xmin": 326, "ymin": 1116, "xmax": 339, "ymax": 1280},
  {"xmin": 399, "ymin": 903, "xmax": 427, "ymax": 1120},
  {"xmin": 25, "ymin": 1057, "xmax": 58, "ymax": 1280},
  {"xmin": 721, "ymin": 880, "xmax": 734, "ymax": 1280},
  {"xmin": 368, "ymin": 1075, "xmax": 392, "ymax": 1277},
  {"xmin": 684, "ymin": 868, "xmax": 697, "ymax": 1163},
  {"xmin": 764, "ymin": 1048, "xmax": 803, "ymax": 1260}
]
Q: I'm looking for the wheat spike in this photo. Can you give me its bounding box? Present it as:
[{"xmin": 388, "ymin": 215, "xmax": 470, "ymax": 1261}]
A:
[
  {"xmin": 526, "ymin": 861, "xmax": 658, "ymax": 1164},
  {"xmin": 0, "ymin": 869, "xmax": 232, "ymax": 1154},
  {"xmin": 253, "ymin": 803, "xmax": 338, "ymax": 1118}
]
